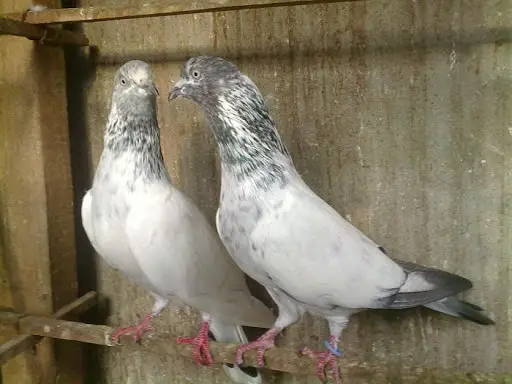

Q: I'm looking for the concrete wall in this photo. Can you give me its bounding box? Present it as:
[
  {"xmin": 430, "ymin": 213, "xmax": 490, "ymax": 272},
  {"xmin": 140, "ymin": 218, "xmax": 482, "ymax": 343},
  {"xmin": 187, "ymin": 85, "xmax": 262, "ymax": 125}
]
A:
[{"xmin": 69, "ymin": 0, "xmax": 511, "ymax": 382}]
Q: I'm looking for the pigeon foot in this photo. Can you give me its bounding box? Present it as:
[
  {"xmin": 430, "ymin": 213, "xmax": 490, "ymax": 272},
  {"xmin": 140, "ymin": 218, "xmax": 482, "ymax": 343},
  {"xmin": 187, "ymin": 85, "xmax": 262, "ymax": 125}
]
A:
[
  {"xmin": 235, "ymin": 327, "xmax": 278, "ymax": 367},
  {"xmin": 110, "ymin": 314, "xmax": 154, "ymax": 344},
  {"xmin": 177, "ymin": 320, "xmax": 213, "ymax": 366},
  {"xmin": 301, "ymin": 336, "xmax": 342, "ymax": 384}
]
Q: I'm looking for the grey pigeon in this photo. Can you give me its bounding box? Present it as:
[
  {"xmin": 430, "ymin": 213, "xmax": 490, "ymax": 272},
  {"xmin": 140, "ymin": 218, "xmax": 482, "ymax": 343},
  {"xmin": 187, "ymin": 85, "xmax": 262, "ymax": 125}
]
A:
[
  {"xmin": 81, "ymin": 60, "xmax": 275, "ymax": 384},
  {"xmin": 168, "ymin": 56, "xmax": 494, "ymax": 384}
]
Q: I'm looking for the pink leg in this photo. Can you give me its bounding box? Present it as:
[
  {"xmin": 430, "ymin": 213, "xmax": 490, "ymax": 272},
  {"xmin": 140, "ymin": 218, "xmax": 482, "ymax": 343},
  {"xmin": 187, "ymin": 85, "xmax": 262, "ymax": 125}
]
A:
[
  {"xmin": 177, "ymin": 320, "xmax": 213, "ymax": 366},
  {"xmin": 110, "ymin": 314, "xmax": 154, "ymax": 344},
  {"xmin": 235, "ymin": 328, "xmax": 278, "ymax": 367},
  {"xmin": 301, "ymin": 335, "xmax": 341, "ymax": 384}
]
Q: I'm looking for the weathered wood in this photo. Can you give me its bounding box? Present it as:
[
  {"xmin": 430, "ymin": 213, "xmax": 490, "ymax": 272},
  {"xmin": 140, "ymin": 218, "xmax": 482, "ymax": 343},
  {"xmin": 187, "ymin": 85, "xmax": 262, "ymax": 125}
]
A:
[
  {"xmin": 0, "ymin": 293, "xmax": 96, "ymax": 367},
  {"xmin": 20, "ymin": 318, "xmax": 111, "ymax": 347},
  {"xmin": 5, "ymin": 0, "xmax": 363, "ymax": 25},
  {"xmin": 0, "ymin": 292, "xmax": 97, "ymax": 366},
  {"xmin": 3, "ymin": 316, "xmax": 509, "ymax": 382},
  {"xmin": 51, "ymin": 291, "xmax": 98, "ymax": 319},
  {"xmin": 0, "ymin": 0, "xmax": 83, "ymax": 382},
  {"xmin": 0, "ymin": 337, "xmax": 36, "ymax": 368},
  {"xmin": 0, "ymin": 312, "xmax": 23, "ymax": 327},
  {"xmin": 0, "ymin": 249, "xmax": 36, "ymax": 384},
  {"xmin": 0, "ymin": 17, "xmax": 89, "ymax": 46},
  {"xmin": 0, "ymin": 291, "xmax": 97, "ymax": 366}
]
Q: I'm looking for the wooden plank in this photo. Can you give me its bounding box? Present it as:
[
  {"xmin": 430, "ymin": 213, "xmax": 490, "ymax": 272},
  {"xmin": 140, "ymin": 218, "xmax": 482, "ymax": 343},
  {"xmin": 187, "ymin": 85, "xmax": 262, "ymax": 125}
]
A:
[
  {"xmin": 0, "ymin": 17, "xmax": 89, "ymax": 46},
  {"xmin": 51, "ymin": 291, "xmax": 97, "ymax": 319},
  {"xmin": 0, "ymin": 0, "xmax": 83, "ymax": 382},
  {"xmin": 0, "ymin": 315, "xmax": 507, "ymax": 382},
  {"xmin": 0, "ymin": 292, "xmax": 97, "ymax": 365},
  {"xmin": 20, "ymin": 318, "xmax": 112, "ymax": 347},
  {"xmin": 0, "ymin": 337, "xmax": 35, "ymax": 368},
  {"xmin": 0, "ymin": 312, "xmax": 23, "ymax": 327},
  {"xmin": 0, "ymin": 225, "xmax": 36, "ymax": 384},
  {"xmin": 5, "ymin": 0, "xmax": 364, "ymax": 25}
]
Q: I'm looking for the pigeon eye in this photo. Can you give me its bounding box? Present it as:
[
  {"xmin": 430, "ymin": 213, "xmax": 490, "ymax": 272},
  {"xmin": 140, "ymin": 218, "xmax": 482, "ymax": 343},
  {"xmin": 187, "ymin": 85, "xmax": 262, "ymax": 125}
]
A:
[
  {"xmin": 120, "ymin": 78, "xmax": 126, "ymax": 85},
  {"xmin": 192, "ymin": 70, "xmax": 200, "ymax": 79}
]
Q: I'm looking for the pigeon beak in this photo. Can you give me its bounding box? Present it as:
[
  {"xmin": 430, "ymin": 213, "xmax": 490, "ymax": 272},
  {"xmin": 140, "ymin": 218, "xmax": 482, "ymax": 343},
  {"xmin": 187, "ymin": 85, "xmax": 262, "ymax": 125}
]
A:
[{"xmin": 168, "ymin": 78, "xmax": 187, "ymax": 101}]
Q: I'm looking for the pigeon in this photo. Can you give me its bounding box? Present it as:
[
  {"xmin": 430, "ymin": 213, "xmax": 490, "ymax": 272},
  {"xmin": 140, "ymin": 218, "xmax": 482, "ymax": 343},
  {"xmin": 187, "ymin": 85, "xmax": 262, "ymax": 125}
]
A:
[
  {"xmin": 168, "ymin": 56, "xmax": 495, "ymax": 384},
  {"xmin": 81, "ymin": 60, "xmax": 275, "ymax": 384}
]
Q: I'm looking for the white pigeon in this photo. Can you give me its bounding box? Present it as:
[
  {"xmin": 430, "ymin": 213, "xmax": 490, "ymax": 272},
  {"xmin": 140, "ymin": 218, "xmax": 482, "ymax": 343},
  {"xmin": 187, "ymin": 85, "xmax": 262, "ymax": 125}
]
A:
[
  {"xmin": 168, "ymin": 56, "xmax": 494, "ymax": 384},
  {"xmin": 81, "ymin": 60, "xmax": 275, "ymax": 384}
]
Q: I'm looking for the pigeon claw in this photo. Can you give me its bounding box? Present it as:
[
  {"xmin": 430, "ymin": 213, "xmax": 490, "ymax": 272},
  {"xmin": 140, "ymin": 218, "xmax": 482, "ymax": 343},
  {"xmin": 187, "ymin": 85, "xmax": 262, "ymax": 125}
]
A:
[
  {"xmin": 110, "ymin": 314, "xmax": 154, "ymax": 345},
  {"xmin": 177, "ymin": 321, "xmax": 213, "ymax": 366},
  {"xmin": 301, "ymin": 337, "xmax": 342, "ymax": 384},
  {"xmin": 235, "ymin": 328, "xmax": 278, "ymax": 367}
]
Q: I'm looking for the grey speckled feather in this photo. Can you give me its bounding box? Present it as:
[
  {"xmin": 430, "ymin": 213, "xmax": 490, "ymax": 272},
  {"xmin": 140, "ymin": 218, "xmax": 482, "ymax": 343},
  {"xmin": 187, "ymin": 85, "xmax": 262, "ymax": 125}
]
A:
[
  {"xmin": 82, "ymin": 60, "xmax": 274, "ymax": 384},
  {"xmin": 169, "ymin": 56, "xmax": 494, "ymax": 375}
]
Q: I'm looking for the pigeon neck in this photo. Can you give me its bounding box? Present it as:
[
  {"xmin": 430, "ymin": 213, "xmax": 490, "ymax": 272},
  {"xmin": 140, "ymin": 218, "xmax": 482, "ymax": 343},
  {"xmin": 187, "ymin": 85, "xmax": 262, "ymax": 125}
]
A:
[
  {"xmin": 206, "ymin": 102, "xmax": 294, "ymax": 190},
  {"xmin": 104, "ymin": 108, "xmax": 168, "ymax": 182}
]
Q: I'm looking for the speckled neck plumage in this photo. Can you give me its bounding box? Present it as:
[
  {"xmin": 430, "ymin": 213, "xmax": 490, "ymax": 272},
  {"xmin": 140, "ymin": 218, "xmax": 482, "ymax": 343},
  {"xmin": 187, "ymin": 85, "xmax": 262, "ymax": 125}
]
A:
[
  {"xmin": 104, "ymin": 107, "xmax": 167, "ymax": 183},
  {"xmin": 206, "ymin": 82, "xmax": 293, "ymax": 190}
]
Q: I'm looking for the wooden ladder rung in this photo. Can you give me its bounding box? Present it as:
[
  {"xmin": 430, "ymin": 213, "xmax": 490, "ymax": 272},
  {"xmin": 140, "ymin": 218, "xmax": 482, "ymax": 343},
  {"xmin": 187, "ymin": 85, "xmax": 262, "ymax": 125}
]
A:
[{"xmin": 0, "ymin": 291, "xmax": 98, "ymax": 365}]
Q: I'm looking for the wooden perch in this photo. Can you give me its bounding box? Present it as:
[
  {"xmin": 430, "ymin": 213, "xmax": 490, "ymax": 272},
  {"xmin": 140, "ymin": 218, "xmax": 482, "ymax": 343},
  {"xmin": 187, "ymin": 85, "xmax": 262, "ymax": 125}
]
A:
[
  {"xmin": 5, "ymin": 0, "xmax": 363, "ymax": 25},
  {"xmin": 0, "ymin": 310, "xmax": 506, "ymax": 381},
  {"xmin": 0, "ymin": 291, "xmax": 97, "ymax": 365},
  {"xmin": 0, "ymin": 17, "xmax": 89, "ymax": 46}
]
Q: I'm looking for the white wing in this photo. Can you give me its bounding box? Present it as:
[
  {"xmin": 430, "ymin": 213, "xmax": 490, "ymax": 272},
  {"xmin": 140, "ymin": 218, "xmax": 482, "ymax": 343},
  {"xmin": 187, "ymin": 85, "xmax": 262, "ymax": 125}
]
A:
[
  {"xmin": 81, "ymin": 187, "xmax": 159, "ymax": 292},
  {"xmin": 249, "ymin": 180, "xmax": 407, "ymax": 311},
  {"xmin": 125, "ymin": 183, "xmax": 274, "ymax": 328}
]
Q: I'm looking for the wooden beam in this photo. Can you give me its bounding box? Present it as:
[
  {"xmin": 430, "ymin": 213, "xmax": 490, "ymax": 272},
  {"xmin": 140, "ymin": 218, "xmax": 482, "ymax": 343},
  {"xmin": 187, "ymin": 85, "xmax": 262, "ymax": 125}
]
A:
[
  {"xmin": 0, "ymin": 0, "xmax": 84, "ymax": 382},
  {"xmin": 0, "ymin": 338, "xmax": 36, "ymax": 369},
  {"xmin": 0, "ymin": 17, "xmax": 89, "ymax": 46},
  {"xmin": 5, "ymin": 0, "xmax": 363, "ymax": 25},
  {"xmin": 0, "ymin": 312, "xmax": 23, "ymax": 327},
  {"xmin": 0, "ymin": 210, "xmax": 35, "ymax": 384},
  {"xmin": 0, "ymin": 292, "xmax": 97, "ymax": 366},
  {"xmin": 0, "ymin": 315, "xmax": 506, "ymax": 382}
]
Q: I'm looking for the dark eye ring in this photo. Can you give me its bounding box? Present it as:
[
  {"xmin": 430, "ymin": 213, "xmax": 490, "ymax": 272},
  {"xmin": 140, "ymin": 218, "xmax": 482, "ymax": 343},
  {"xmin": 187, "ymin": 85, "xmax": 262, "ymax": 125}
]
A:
[
  {"xmin": 192, "ymin": 70, "xmax": 200, "ymax": 78},
  {"xmin": 121, "ymin": 78, "xmax": 126, "ymax": 85}
]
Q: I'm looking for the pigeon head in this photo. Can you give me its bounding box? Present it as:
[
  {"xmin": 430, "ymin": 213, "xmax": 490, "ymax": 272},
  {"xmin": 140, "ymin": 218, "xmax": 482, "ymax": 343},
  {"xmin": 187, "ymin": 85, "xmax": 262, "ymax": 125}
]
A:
[
  {"xmin": 168, "ymin": 56, "xmax": 292, "ymax": 186},
  {"xmin": 112, "ymin": 60, "xmax": 159, "ymax": 110},
  {"xmin": 168, "ymin": 56, "xmax": 245, "ymax": 108},
  {"xmin": 105, "ymin": 61, "xmax": 164, "ymax": 169},
  {"xmin": 168, "ymin": 56, "xmax": 283, "ymax": 148}
]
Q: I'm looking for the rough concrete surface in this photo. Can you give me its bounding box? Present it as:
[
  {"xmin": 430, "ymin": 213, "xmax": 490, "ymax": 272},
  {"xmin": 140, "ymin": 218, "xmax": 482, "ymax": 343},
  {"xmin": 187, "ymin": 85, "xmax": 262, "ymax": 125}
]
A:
[{"xmin": 67, "ymin": 0, "xmax": 511, "ymax": 382}]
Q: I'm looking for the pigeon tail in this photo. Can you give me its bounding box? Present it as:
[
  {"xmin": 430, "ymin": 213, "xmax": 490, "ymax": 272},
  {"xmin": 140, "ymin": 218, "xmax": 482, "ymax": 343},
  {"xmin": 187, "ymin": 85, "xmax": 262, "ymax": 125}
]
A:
[
  {"xmin": 424, "ymin": 296, "xmax": 495, "ymax": 325},
  {"xmin": 380, "ymin": 258, "xmax": 472, "ymax": 308},
  {"xmin": 209, "ymin": 317, "xmax": 264, "ymax": 384},
  {"xmin": 373, "ymin": 249, "xmax": 494, "ymax": 325}
]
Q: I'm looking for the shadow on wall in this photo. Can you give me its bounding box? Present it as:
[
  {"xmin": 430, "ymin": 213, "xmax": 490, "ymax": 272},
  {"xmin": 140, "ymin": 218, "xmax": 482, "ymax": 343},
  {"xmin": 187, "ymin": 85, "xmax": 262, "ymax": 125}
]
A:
[
  {"xmin": 88, "ymin": 25, "xmax": 512, "ymax": 67},
  {"xmin": 63, "ymin": 0, "xmax": 110, "ymax": 382}
]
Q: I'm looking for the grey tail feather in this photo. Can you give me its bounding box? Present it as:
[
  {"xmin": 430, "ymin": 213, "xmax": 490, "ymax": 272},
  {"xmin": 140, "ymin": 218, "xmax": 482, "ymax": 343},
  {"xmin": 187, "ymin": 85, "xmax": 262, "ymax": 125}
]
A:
[
  {"xmin": 458, "ymin": 300, "xmax": 484, "ymax": 311},
  {"xmin": 386, "ymin": 258, "xmax": 473, "ymax": 309},
  {"xmin": 377, "ymin": 246, "xmax": 494, "ymax": 325},
  {"xmin": 209, "ymin": 318, "xmax": 262, "ymax": 384},
  {"xmin": 424, "ymin": 296, "xmax": 495, "ymax": 325}
]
